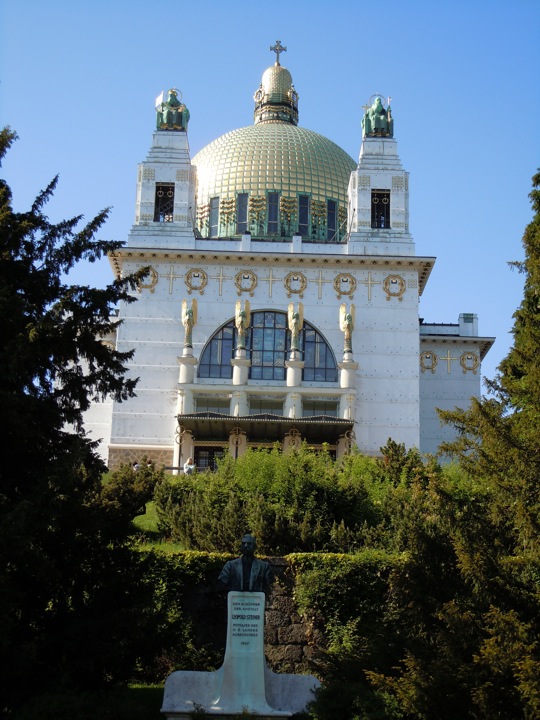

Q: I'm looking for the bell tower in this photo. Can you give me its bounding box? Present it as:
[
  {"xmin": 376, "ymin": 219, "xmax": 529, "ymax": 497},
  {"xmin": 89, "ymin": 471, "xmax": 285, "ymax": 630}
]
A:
[
  {"xmin": 348, "ymin": 95, "xmax": 414, "ymax": 256},
  {"xmin": 129, "ymin": 88, "xmax": 196, "ymax": 249}
]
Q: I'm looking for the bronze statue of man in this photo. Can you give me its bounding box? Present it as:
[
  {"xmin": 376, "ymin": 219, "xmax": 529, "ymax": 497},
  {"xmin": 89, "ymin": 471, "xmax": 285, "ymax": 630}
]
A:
[{"xmin": 218, "ymin": 534, "xmax": 274, "ymax": 593}]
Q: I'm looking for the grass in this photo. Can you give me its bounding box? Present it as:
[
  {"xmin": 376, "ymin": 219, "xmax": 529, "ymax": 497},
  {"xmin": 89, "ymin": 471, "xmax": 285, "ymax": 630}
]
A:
[
  {"xmin": 132, "ymin": 501, "xmax": 186, "ymax": 553},
  {"xmin": 133, "ymin": 500, "xmax": 160, "ymax": 534},
  {"xmin": 136, "ymin": 538, "xmax": 187, "ymax": 553}
]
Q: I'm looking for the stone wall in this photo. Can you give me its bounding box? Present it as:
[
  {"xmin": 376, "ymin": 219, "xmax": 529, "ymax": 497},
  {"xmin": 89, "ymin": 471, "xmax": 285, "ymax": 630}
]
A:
[
  {"xmin": 264, "ymin": 558, "xmax": 315, "ymax": 674},
  {"xmin": 107, "ymin": 446, "xmax": 173, "ymax": 471},
  {"xmin": 264, "ymin": 558, "xmax": 323, "ymax": 675}
]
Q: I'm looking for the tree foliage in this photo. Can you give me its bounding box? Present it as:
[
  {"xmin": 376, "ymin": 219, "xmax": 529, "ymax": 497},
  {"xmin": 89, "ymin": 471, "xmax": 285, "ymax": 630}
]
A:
[
  {"xmin": 0, "ymin": 128, "xmax": 155, "ymax": 709},
  {"xmin": 363, "ymin": 173, "xmax": 540, "ymax": 719},
  {"xmin": 296, "ymin": 175, "xmax": 540, "ymax": 719},
  {"xmin": 439, "ymin": 171, "xmax": 540, "ymax": 554}
]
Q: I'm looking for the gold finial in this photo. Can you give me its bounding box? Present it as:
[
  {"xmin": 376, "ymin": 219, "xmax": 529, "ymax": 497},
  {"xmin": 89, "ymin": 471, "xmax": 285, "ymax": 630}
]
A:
[{"xmin": 270, "ymin": 40, "xmax": 287, "ymax": 65}]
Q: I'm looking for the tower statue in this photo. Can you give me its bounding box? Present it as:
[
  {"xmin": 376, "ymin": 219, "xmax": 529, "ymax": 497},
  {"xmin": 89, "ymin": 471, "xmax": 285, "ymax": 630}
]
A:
[
  {"xmin": 156, "ymin": 88, "xmax": 190, "ymax": 131},
  {"xmin": 235, "ymin": 299, "xmax": 250, "ymax": 351},
  {"xmin": 288, "ymin": 302, "xmax": 304, "ymax": 352},
  {"xmin": 362, "ymin": 96, "xmax": 393, "ymax": 138},
  {"xmin": 340, "ymin": 303, "xmax": 355, "ymax": 354},
  {"xmin": 181, "ymin": 298, "xmax": 197, "ymax": 348}
]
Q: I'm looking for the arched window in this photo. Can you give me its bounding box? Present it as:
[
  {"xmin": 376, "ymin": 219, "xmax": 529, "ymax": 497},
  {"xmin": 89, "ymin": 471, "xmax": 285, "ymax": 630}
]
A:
[
  {"xmin": 198, "ymin": 311, "xmax": 337, "ymax": 382},
  {"xmin": 198, "ymin": 322, "xmax": 234, "ymax": 379}
]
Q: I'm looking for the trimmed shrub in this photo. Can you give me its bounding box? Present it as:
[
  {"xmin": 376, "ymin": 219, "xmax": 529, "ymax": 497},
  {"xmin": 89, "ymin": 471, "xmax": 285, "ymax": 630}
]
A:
[{"xmin": 154, "ymin": 446, "xmax": 381, "ymax": 554}]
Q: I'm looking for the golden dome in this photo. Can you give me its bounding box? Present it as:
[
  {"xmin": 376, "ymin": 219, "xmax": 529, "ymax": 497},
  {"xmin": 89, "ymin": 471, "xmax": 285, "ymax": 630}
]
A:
[
  {"xmin": 192, "ymin": 60, "xmax": 356, "ymax": 242},
  {"xmin": 260, "ymin": 64, "xmax": 294, "ymax": 103}
]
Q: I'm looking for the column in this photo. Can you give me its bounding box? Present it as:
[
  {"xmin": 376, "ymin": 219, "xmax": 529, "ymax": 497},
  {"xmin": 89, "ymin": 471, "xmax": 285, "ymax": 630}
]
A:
[
  {"xmin": 231, "ymin": 390, "xmax": 248, "ymax": 417},
  {"xmin": 284, "ymin": 392, "xmax": 301, "ymax": 419},
  {"xmin": 178, "ymin": 349, "xmax": 198, "ymax": 384},
  {"xmin": 232, "ymin": 348, "xmax": 251, "ymax": 385},
  {"xmin": 286, "ymin": 351, "xmax": 304, "ymax": 387}
]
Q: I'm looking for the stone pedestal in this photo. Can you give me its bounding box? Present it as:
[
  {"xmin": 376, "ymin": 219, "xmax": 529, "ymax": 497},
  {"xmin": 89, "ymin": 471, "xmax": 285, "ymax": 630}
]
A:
[
  {"xmin": 338, "ymin": 386, "xmax": 357, "ymax": 421},
  {"xmin": 338, "ymin": 356, "xmax": 358, "ymax": 389},
  {"xmin": 285, "ymin": 352, "xmax": 304, "ymax": 387},
  {"xmin": 230, "ymin": 390, "xmax": 248, "ymax": 417},
  {"xmin": 178, "ymin": 352, "xmax": 198, "ymax": 384},
  {"xmin": 284, "ymin": 392, "xmax": 301, "ymax": 419},
  {"xmin": 232, "ymin": 350, "xmax": 250, "ymax": 386},
  {"xmin": 161, "ymin": 592, "xmax": 319, "ymax": 718}
]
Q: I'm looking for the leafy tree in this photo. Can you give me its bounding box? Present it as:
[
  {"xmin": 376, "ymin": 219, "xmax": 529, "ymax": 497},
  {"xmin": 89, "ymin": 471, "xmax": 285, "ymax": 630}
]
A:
[{"xmin": 0, "ymin": 128, "xmax": 153, "ymax": 709}]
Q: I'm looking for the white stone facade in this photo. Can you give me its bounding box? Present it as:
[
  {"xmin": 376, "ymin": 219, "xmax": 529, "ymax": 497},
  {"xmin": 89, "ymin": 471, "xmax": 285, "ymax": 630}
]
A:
[{"xmin": 85, "ymin": 84, "xmax": 493, "ymax": 469}]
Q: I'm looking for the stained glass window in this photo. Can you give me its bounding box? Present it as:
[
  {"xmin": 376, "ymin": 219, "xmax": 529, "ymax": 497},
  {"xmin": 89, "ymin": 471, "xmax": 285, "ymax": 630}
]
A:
[
  {"xmin": 198, "ymin": 324, "xmax": 234, "ymax": 378},
  {"xmin": 327, "ymin": 199, "xmax": 337, "ymax": 241},
  {"xmin": 303, "ymin": 399, "xmax": 338, "ymax": 416},
  {"xmin": 198, "ymin": 311, "xmax": 337, "ymax": 382},
  {"xmin": 195, "ymin": 396, "xmax": 231, "ymax": 413},
  {"xmin": 298, "ymin": 195, "xmax": 310, "ymax": 236},
  {"xmin": 248, "ymin": 397, "xmax": 284, "ymax": 415}
]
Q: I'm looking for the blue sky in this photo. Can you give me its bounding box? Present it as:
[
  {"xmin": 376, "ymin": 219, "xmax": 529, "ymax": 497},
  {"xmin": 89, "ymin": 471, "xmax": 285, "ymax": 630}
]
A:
[{"xmin": 1, "ymin": 0, "xmax": 539, "ymax": 385}]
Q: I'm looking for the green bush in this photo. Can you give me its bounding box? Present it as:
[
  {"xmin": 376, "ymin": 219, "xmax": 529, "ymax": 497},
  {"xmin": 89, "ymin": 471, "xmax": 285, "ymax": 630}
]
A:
[
  {"xmin": 154, "ymin": 446, "xmax": 381, "ymax": 554},
  {"xmin": 129, "ymin": 550, "xmax": 230, "ymax": 683}
]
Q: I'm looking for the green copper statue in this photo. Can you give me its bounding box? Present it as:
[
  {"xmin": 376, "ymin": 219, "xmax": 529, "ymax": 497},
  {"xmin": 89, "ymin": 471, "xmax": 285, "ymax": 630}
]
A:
[
  {"xmin": 362, "ymin": 96, "xmax": 393, "ymax": 138},
  {"xmin": 156, "ymin": 88, "xmax": 190, "ymax": 131}
]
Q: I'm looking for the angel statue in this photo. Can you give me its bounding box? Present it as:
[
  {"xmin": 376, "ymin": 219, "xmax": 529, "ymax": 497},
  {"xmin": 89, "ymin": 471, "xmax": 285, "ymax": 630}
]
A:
[
  {"xmin": 181, "ymin": 298, "xmax": 198, "ymax": 348},
  {"xmin": 235, "ymin": 299, "xmax": 251, "ymax": 350},
  {"xmin": 288, "ymin": 302, "xmax": 304, "ymax": 352},
  {"xmin": 339, "ymin": 303, "xmax": 355, "ymax": 354}
]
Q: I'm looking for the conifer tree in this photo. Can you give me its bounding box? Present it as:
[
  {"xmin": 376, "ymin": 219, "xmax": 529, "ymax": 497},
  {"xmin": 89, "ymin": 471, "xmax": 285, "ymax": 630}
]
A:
[
  {"xmin": 0, "ymin": 128, "xmax": 152, "ymax": 709},
  {"xmin": 406, "ymin": 172, "xmax": 540, "ymax": 717},
  {"xmin": 343, "ymin": 173, "xmax": 540, "ymax": 720},
  {"xmin": 439, "ymin": 171, "xmax": 540, "ymax": 555}
]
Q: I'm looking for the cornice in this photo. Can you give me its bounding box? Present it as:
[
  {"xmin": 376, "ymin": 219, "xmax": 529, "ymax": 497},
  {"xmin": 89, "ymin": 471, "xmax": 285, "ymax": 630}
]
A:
[
  {"xmin": 420, "ymin": 335, "xmax": 495, "ymax": 360},
  {"xmin": 108, "ymin": 247, "xmax": 436, "ymax": 295}
]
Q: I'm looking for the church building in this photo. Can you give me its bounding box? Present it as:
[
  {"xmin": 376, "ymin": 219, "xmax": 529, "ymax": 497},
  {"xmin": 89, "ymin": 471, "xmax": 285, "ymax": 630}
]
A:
[{"xmin": 86, "ymin": 42, "xmax": 494, "ymax": 470}]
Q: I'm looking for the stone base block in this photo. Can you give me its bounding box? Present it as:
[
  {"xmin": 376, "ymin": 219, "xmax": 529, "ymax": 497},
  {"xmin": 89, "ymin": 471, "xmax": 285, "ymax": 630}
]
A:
[{"xmin": 161, "ymin": 665, "xmax": 319, "ymax": 718}]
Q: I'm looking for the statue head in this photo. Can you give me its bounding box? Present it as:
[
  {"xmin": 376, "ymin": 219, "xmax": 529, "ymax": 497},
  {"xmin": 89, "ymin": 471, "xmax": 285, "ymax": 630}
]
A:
[{"xmin": 240, "ymin": 534, "xmax": 256, "ymax": 557}]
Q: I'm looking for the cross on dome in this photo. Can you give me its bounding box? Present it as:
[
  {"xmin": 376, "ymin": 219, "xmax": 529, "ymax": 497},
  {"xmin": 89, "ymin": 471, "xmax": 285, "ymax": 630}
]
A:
[{"xmin": 270, "ymin": 40, "xmax": 287, "ymax": 65}]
